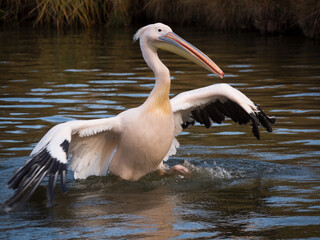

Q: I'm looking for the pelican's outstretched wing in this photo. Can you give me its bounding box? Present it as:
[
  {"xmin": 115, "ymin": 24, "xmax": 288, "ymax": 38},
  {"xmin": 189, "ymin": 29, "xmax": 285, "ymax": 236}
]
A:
[
  {"xmin": 171, "ymin": 83, "xmax": 276, "ymax": 138},
  {"xmin": 5, "ymin": 117, "xmax": 120, "ymax": 211}
]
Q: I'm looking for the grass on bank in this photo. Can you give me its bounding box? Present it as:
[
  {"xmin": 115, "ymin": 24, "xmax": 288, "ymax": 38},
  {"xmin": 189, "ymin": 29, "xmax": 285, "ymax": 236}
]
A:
[{"xmin": 0, "ymin": 0, "xmax": 319, "ymax": 38}]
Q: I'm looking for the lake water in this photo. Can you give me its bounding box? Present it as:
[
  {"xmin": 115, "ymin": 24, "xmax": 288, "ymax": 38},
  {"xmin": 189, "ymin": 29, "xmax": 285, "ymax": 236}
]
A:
[{"xmin": 0, "ymin": 26, "xmax": 319, "ymax": 239}]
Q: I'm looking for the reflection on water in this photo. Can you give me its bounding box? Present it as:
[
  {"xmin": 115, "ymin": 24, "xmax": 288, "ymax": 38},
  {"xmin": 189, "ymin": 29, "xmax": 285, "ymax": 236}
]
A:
[{"xmin": 0, "ymin": 26, "xmax": 319, "ymax": 239}]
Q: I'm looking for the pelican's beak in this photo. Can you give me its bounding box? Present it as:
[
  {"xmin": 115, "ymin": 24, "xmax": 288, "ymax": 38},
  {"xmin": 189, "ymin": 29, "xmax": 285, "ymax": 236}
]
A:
[{"xmin": 156, "ymin": 32, "xmax": 224, "ymax": 79}]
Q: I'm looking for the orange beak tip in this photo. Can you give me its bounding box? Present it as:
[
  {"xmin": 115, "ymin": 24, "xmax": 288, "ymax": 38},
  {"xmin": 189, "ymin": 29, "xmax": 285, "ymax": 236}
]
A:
[{"xmin": 221, "ymin": 71, "xmax": 225, "ymax": 79}]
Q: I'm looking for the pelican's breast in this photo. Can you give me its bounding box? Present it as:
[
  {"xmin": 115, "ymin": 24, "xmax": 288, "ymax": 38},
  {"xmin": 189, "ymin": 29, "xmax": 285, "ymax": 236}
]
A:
[
  {"xmin": 146, "ymin": 82, "xmax": 172, "ymax": 116},
  {"xmin": 109, "ymin": 104, "xmax": 174, "ymax": 180}
]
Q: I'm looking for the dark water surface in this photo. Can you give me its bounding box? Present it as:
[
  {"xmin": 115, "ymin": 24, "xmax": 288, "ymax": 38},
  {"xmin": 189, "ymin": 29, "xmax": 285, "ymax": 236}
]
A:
[{"xmin": 0, "ymin": 26, "xmax": 319, "ymax": 239}]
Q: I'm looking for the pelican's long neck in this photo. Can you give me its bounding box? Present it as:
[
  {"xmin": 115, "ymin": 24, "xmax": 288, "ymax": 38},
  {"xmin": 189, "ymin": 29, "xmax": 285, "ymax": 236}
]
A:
[{"xmin": 141, "ymin": 41, "xmax": 171, "ymax": 115}]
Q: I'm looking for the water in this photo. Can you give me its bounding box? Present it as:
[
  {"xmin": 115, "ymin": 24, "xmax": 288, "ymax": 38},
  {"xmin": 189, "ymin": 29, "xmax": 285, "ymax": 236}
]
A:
[{"xmin": 0, "ymin": 26, "xmax": 319, "ymax": 239}]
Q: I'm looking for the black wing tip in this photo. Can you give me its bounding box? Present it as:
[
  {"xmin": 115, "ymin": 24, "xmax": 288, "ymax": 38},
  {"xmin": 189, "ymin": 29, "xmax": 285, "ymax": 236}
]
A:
[
  {"xmin": 5, "ymin": 147, "xmax": 68, "ymax": 211},
  {"xmin": 251, "ymin": 120, "xmax": 261, "ymax": 140},
  {"xmin": 268, "ymin": 116, "xmax": 277, "ymax": 125},
  {"xmin": 60, "ymin": 140, "xmax": 70, "ymax": 154},
  {"xmin": 250, "ymin": 105, "xmax": 277, "ymax": 139},
  {"xmin": 182, "ymin": 120, "xmax": 195, "ymax": 129},
  {"xmin": 187, "ymin": 100, "xmax": 276, "ymax": 140},
  {"xmin": 60, "ymin": 168, "xmax": 68, "ymax": 194},
  {"xmin": 47, "ymin": 162, "xmax": 68, "ymax": 207},
  {"xmin": 255, "ymin": 104, "xmax": 277, "ymax": 125}
]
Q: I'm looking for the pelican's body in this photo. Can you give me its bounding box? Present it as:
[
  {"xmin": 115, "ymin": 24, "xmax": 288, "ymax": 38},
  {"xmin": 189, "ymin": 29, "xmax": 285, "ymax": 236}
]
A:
[
  {"xmin": 5, "ymin": 23, "xmax": 275, "ymax": 210},
  {"xmin": 109, "ymin": 103, "xmax": 174, "ymax": 181},
  {"xmin": 110, "ymin": 58, "xmax": 173, "ymax": 180}
]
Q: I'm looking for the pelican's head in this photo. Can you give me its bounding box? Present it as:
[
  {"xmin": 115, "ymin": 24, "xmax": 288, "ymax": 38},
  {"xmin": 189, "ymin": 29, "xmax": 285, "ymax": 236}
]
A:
[{"xmin": 133, "ymin": 23, "xmax": 224, "ymax": 79}]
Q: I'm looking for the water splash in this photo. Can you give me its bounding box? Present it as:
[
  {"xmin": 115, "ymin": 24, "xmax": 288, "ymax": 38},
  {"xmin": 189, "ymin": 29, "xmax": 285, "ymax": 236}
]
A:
[{"xmin": 183, "ymin": 160, "xmax": 235, "ymax": 180}]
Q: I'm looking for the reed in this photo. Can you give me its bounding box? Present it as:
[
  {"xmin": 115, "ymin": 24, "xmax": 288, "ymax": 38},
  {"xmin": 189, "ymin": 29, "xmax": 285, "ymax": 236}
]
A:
[
  {"xmin": 139, "ymin": 0, "xmax": 319, "ymax": 37},
  {"xmin": 0, "ymin": 0, "xmax": 129, "ymax": 28},
  {"xmin": 0, "ymin": 0, "xmax": 319, "ymax": 38},
  {"xmin": 34, "ymin": 0, "xmax": 130, "ymax": 28}
]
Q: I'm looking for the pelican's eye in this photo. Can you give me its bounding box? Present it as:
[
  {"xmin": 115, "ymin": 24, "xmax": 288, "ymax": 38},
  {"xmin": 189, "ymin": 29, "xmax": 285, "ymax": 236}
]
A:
[{"xmin": 158, "ymin": 29, "xmax": 162, "ymax": 33}]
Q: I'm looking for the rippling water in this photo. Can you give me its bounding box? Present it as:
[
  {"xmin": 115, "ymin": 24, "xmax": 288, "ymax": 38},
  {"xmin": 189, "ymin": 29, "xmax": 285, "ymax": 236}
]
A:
[{"xmin": 0, "ymin": 26, "xmax": 319, "ymax": 239}]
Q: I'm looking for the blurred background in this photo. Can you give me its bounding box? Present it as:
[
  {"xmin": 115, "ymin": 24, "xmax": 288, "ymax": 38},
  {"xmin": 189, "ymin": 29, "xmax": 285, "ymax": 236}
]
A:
[{"xmin": 0, "ymin": 0, "xmax": 319, "ymax": 38}]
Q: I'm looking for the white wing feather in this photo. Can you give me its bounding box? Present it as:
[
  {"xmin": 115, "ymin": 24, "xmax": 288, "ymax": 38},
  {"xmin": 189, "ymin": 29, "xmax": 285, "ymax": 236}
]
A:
[
  {"xmin": 166, "ymin": 83, "xmax": 275, "ymax": 158},
  {"xmin": 6, "ymin": 116, "xmax": 121, "ymax": 210},
  {"xmin": 171, "ymin": 83, "xmax": 256, "ymax": 119}
]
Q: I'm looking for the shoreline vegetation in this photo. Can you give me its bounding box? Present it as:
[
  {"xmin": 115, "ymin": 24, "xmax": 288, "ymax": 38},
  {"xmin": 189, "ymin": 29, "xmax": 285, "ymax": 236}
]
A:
[{"xmin": 0, "ymin": 0, "xmax": 319, "ymax": 38}]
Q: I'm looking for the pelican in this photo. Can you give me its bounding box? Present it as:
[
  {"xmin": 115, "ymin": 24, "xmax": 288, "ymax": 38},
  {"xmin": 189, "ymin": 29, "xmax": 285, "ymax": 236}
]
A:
[{"xmin": 5, "ymin": 23, "xmax": 275, "ymax": 210}]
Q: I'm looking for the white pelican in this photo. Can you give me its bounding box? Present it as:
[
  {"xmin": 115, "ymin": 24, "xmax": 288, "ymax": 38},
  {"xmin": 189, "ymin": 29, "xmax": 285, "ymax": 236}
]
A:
[{"xmin": 5, "ymin": 23, "xmax": 275, "ymax": 210}]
